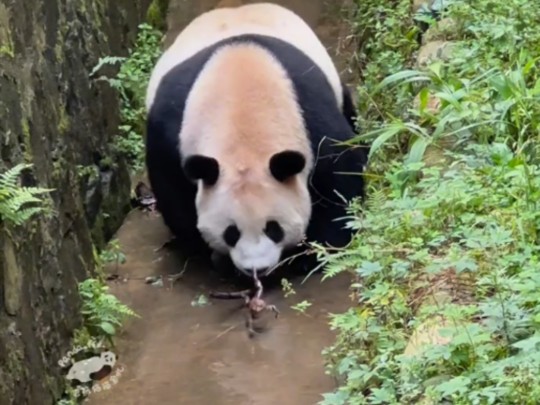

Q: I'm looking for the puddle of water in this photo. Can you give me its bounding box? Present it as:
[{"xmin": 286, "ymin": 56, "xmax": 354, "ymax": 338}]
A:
[
  {"xmin": 85, "ymin": 1, "xmax": 357, "ymax": 403},
  {"xmin": 87, "ymin": 210, "xmax": 350, "ymax": 405}
]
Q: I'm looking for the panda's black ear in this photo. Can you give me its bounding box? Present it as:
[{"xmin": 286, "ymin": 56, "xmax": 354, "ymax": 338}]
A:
[
  {"xmin": 269, "ymin": 150, "xmax": 306, "ymax": 182},
  {"xmin": 183, "ymin": 155, "xmax": 220, "ymax": 186}
]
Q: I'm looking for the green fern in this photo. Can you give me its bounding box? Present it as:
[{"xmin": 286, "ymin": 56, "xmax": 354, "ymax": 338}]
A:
[
  {"xmin": 89, "ymin": 55, "xmax": 127, "ymax": 78},
  {"xmin": 0, "ymin": 163, "xmax": 52, "ymax": 226},
  {"xmin": 366, "ymin": 187, "xmax": 387, "ymax": 211},
  {"xmin": 79, "ymin": 278, "xmax": 138, "ymax": 340}
]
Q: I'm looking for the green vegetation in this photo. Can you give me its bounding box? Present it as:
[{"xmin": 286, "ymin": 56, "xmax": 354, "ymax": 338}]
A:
[
  {"xmin": 55, "ymin": 22, "xmax": 162, "ymax": 404},
  {"xmin": 349, "ymin": 0, "xmax": 420, "ymax": 130},
  {"xmin": 55, "ymin": 21, "xmax": 161, "ymax": 402},
  {"xmin": 73, "ymin": 21, "xmax": 160, "ymax": 345},
  {"xmin": 318, "ymin": 0, "xmax": 540, "ymax": 404},
  {"xmin": 0, "ymin": 163, "xmax": 52, "ymax": 227},
  {"xmin": 91, "ymin": 23, "xmax": 163, "ymax": 175},
  {"xmin": 78, "ymin": 277, "xmax": 138, "ymax": 341},
  {"xmin": 98, "ymin": 238, "xmax": 126, "ymax": 268},
  {"xmin": 0, "ymin": 44, "xmax": 14, "ymax": 58},
  {"xmin": 146, "ymin": 0, "xmax": 169, "ymax": 31},
  {"xmin": 55, "ymin": 245, "xmax": 136, "ymax": 405},
  {"xmin": 72, "ymin": 238, "xmax": 133, "ymax": 347}
]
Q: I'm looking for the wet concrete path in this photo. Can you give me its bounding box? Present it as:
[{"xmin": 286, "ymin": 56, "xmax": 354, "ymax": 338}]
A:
[{"xmin": 88, "ymin": 1, "xmax": 355, "ymax": 404}]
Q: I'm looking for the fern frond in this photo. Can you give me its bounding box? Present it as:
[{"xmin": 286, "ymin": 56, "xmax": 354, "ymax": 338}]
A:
[
  {"xmin": 89, "ymin": 56, "xmax": 127, "ymax": 77},
  {"xmin": 0, "ymin": 163, "xmax": 31, "ymax": 189},
  {"xmin": 0, "ymin": 163, "xmax": 53, "ymax": 226},
  {"xmin": 366, "ymin": 188, "xmax": 387, "ymax": 210}
]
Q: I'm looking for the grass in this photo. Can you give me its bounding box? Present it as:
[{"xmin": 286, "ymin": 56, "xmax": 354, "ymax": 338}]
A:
[{"xmin": 317, "ymin": 0, "xmax": 540, "ymax": 404}]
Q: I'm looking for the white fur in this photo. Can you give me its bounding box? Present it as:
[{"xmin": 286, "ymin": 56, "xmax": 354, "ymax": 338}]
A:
[
  {"xmin": 145, "ymin": 2, "xmax": 342, "ymax": 110},
  {"xmin": 230, "ymin": 237, "xmax": 282, "ymax": 273},
  {"xmin": 196, "ymin": 169, "xmax": 310, "ymax": 274}
]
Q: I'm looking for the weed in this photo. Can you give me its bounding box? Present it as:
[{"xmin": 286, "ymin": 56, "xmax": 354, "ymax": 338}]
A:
[
  {"xmin": 91, "ymin": 23, "xmax": 163, "ymax": 175},
  {"xmin": 349, "ymin": 0, "xmax": 540, "ymax": 166},
  {"xmin": 347, "ymin": 0, "xmax": 420, "ymax": 134},
  {"xmin": 320, "ymin": 144, "xmax": 540, "ymax": 404},
  {"xmin": 99, "ymin": 238, "xmax": 126, "ymax": 271},
  {"xmin": 319, "ymin": 0, "xmax": 540, "ymax": 404},
  {"xmin": 281, "ymin": 278, "xmax": 297, "ymax": 298},
  {"xmin": 79, "ymin": 278, "xmax": 138, "ymax": 342},
  {"xmin": 0, "ymin": 163, "xmax": 52, "ymax": 227},
  {"xmin": 291, "ymin": 300, "xmax": 312, "ymax": 315}
]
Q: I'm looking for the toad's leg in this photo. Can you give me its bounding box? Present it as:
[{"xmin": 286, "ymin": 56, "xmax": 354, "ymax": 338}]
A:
[
  {"xmin": 267, "ymin": 305, "xmax": 280, "ymax": 319},
  {"xmin": 245, "ymin": 313, "xmax": 257, "ymax": 338}
]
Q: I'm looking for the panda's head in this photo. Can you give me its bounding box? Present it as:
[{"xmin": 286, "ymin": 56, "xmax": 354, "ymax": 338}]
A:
[{"xmin": 183, "ymin": 149, "xmax": 311, "ymax": 276}]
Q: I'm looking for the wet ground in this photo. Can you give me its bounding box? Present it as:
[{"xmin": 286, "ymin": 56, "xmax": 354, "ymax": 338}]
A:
[
  {"xmin": 87, "ymin": 1, "xmax": 355, "ymax": 404},
  {"xmin": 87, "ymin": 210, "xmax": 351, "ymax": 405}
]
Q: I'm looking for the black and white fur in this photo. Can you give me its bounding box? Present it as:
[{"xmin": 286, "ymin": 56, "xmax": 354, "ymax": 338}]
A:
[{"xmin": 145, "ymin": 3, "xmax": 368, "ymax": 277}]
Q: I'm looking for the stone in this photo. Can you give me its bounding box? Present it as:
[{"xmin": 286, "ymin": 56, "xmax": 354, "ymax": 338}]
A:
[
  {"xmin": 416, "ymin": 40, "xmax": 456, "ymax": 67},
  {"xmin": 413, "ymin": 0, "xmax": 435, "ymax": 13},
  {"xmin": 403, "ymin": 315, "xmax": 453, "ymax": 357},
  {"xmin": 423, "ymin": 18, "xmax": 458, "ymax": 44},
  {"xmin": 413, "ymin": 92, "xmax": 441, "ymax": 114},
  {"xmin": 2, "ymin": 237, "xmax": 22, "ymax": 316}
]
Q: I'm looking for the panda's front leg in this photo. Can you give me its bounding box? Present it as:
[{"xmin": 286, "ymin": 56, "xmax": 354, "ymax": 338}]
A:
[{"xmin": 210, "ymin": 250, "xmax": 236, "ymax": 274}]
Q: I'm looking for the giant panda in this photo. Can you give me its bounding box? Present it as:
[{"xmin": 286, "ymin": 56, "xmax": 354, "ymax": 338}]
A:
[{"xmin": 145, "ymin": 3, "xmax": 369, "ymax": 278}]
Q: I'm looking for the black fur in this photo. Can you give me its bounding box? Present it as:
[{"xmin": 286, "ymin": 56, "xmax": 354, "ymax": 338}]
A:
[
  {"xmin": 183, "ymin": 154, "xmax": 219, "ymax": 186},
  {"xmin": 146, "ymin": 34, "xmax": 369, "ymax": 274},
  {"xmin": 264, "ymin": 220, "xmax": 284, "ymax": 243},
  {"xmin": 269, "ymin": 150, "xmax": 306, "ymax": 182},
  {"xmin": 223, "ymin": 224, "xmax": 241, "ymax": 247}
]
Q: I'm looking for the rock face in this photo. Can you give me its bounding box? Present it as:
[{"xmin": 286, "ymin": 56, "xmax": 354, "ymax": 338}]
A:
[{"xmin": 0, "ymin": 0, "xmax": 151, "ymax": 404}]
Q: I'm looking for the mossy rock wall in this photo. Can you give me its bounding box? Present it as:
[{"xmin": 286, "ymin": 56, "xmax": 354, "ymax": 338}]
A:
[{"xmin": 0, "ymin": 0, "xmax": 151, "ymax": 403}]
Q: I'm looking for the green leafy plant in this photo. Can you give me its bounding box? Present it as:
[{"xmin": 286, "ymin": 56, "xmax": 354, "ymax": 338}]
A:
[
  {"xmin": 318, "ymin": 0, "xmax": 540, "ymax": 404},
  {"xmin": 281, "ymin": 278, "xmax": 297, "ymax": 298},
  {"xmin": 91, "ymin": 23, "xmax": 163, "ymax": 175},
  {"xmin": 0, "ymin": 163, "xmax": 52, "ymax": 226},
  {"xmin": 351, "ymin": 54, "xmax": 540, "ymax": 167},
  {"xmin": 349, "ymin": 0, "xmax": 540, "ymax": 166},
  {"xmin": 55, "ymin": 397, "xmax": 77, "ymax": 405},
  {"xmin": 79, "ymin": 278, "xmax": 138, "ymax": 341},
  {"xmin": 347, "ymin": 0, "xmax": 420, "ymax": 133},
  {"xmin": 99, "ymin": 238, "xmax": 126, "ymax": 269},
  {"xmin": 291, "ymin": 300, "xmax": 312, "ymax": 314},
  {"xmin": 319, "ymin": 144, "xmax": 540, "ymax": 404}
]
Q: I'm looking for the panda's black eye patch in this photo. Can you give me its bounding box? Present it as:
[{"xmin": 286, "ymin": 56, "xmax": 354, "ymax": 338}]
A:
[
  {"xmin": 223, "ymin": 224, "xmax": 241, "ymax": 247},
  {"xmin": 264, "ymin": 220, "xmax": 284, "ymax": 243}
]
